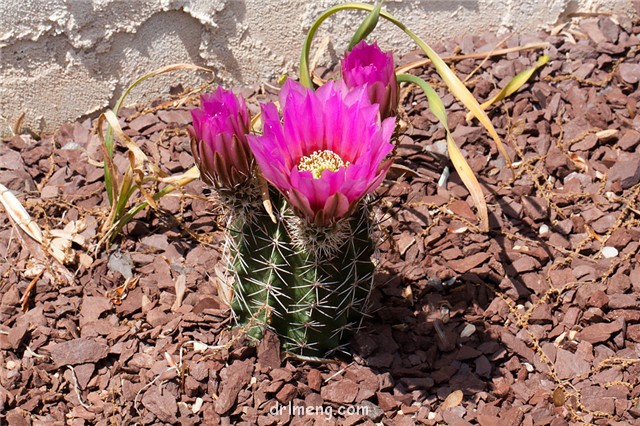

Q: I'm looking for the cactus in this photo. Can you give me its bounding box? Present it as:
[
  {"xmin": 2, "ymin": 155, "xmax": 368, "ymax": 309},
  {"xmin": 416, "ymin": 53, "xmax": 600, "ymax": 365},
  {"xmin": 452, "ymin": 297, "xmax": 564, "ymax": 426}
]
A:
[
  {"xmin": 225, "ymin": 188, "xmax": 377, "ymax": 356},
  {"xmin": 190, "ymin": 44, "xmax": 397, "ymax": 357}
]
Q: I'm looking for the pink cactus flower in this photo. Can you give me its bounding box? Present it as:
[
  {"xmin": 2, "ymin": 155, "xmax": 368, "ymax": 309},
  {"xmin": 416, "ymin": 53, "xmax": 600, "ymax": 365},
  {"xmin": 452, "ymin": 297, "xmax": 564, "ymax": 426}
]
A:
[
  {"xmin": 190, "ymin": 87, "xmax": 253, "ymax": 188},
  {"xmin": 248, "ymin": 80, "xmax": 395, "ymax": 225},
  {"xmin": 341, "ymin": 40, "xmax": 399, "ymax": 119}
]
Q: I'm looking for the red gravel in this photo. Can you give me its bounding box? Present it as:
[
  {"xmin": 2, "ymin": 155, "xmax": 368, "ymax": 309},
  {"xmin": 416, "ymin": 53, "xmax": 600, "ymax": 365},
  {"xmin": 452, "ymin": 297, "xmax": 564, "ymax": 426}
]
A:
[{"xmin": 2, "ymin": 14, "xmax": 640, "ymax": 426}]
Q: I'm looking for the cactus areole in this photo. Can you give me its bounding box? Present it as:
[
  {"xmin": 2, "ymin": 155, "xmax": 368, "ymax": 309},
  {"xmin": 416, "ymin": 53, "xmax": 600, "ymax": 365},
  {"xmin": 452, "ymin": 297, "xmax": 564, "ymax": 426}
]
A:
[{"xmin": 190, "ymin": 48, "xmax": 397, "ymax": 357}]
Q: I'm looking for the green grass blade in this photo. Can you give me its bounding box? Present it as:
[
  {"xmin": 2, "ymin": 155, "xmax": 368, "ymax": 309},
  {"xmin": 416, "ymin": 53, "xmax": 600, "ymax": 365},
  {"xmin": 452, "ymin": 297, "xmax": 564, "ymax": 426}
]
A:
[
  {"xmin": 299, "ymin": 2, "xmax": 511, "ymax": 169},
  {"xmin": 109, "ymin": 166, "xmax": 200, "ymax": 240},
  {"xmin": 103, "ymin": 63, "xmax": 213, "ymax": 204},
  {"xmin": 467, "ymin": 55, "xmax": 549, "ymax": 120},
  {"xmin": 348, "ymin": 1, "xmax": 383, "ymax": 50}
]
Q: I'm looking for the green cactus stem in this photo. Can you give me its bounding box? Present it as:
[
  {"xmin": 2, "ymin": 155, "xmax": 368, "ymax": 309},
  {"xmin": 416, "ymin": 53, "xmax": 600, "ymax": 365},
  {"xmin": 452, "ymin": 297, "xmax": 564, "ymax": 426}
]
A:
[{"xmin": 223, "ymin": 187, "xmax": 377, "ymax": 357}]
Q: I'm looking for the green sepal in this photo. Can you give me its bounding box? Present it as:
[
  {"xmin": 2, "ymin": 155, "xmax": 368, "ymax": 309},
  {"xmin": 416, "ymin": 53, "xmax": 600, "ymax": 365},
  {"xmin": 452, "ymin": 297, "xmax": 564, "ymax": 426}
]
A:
[{"xmin": 348, "ymin": 1, "xmax": 383, "ymax": 50}]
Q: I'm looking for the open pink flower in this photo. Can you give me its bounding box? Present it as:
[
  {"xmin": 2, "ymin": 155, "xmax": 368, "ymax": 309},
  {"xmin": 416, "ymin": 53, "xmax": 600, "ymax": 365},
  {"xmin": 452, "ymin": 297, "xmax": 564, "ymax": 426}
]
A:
[
  {"xmin": 341, "ymin": 40, "xmax": 399, "ymax": 119},
  {"xmin": 248, "ymin": 80, "xmax": 395, "ymax": 225},
  {"xmin": 190, "ymin": 87, "xmax": 252, "ymax": 189}
]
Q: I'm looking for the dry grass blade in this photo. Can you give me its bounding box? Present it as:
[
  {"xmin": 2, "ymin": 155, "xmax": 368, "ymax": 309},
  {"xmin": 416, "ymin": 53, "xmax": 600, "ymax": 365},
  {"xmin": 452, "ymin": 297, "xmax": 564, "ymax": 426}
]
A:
[
  {"xmin": 111, "ymin": 63, "xmax": 214, "ymax": 122},
  {"xmin": 103, "ymin": 63, "xmax": 213, "ymax": 205},
  {"xmin": 0, "ymin": 184, "xmax": 44, "ymax": 243},
  {"xmin": 99, "ymin": 109, "xmax": 165, "ymax": 235},
  {"xmin": 103, "ymin": 110, "xmax": 150, "ymax": 169},
  {"xmin": 99, "ymin": 130, "xmax": 120, "ymax": 207},
  {"xmin": 446, "ymin": 133, "xmax": 489, "ymax": 232},
  {"xmin": 157, "ymin": 166, "xmax": 200, "ymax": 184},
  {"xmin": 415, "ymin": 40, "xmax": 512, "ymax": 170},
  {"xmin": 395, "ymin": 42, "xmax": 550, "ymax": 75},
  {"xmin": 300, "ymin": 3, "xmax": 514, "ymax": 170}
]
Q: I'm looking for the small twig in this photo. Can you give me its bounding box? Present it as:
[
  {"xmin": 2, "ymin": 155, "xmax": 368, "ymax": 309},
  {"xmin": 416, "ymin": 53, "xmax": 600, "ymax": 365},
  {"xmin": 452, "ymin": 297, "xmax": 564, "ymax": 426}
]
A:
[
  {"xmin": 20, "ymin": 269, "xmax": 43, "ymax": 312},
  {"xmin": 395, "ymin": 42, "xmax": 550, "ymax": 75},
  {"xmin": 283, "ymin": 353, "xmax": 340, "ymax": 365},
  {"xmin": 462, "ymin": 35, "xmax": 511, "ymax": 83},
  {"xmin": 68, "ymin": 366, "xmax": 92, "ymax": 409},
  {"xmin": 323, "ymin": 361, "xmax": 354, "ymax": 383},
  {"xmin": 133, "ymin": 366, "xmax": 178, "ymax": 416},
  {"xmin": 25, "ymin": 345, "xmax": 46, "ymax": 358},
  {"xmin": 11, "ymin": 112, "xmax": 26, "ymax": 136}
]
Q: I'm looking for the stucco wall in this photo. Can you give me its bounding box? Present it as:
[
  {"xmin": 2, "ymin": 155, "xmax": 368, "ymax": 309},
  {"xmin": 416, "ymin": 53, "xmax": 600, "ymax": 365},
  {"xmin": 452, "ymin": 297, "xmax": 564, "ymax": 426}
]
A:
[{"xmin": 0, "ymin": 0, "xmax": 636, "ymax": 136}]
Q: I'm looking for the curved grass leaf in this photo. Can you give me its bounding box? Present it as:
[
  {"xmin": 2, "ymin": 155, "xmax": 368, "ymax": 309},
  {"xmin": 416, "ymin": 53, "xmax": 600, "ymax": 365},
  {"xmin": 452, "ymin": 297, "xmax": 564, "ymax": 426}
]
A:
[
  {"xmin": 103, "ymin": 63, "xmax": 213, "ymax": 204},
  {"xmin": 348, "ymin": 1, "xmax": 383, "ymax": 50},
  {"xmin": 299, "ymin": 2, "xmax": 511, "ymax": 170},
  {"xmin": 398, "ymin": 74, "xmax": 489, "ymax": 232},
  {"xmin": 466, "ymin": 55, "xmax": 549, "ymax": 121}
]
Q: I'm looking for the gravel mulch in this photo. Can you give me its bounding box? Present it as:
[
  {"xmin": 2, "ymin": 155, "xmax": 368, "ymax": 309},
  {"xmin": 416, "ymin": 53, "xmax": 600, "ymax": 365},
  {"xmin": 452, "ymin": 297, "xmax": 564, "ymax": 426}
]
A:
[{"xmin": 1, "ymin": 14, "xmax": 640, "ymax": 426}]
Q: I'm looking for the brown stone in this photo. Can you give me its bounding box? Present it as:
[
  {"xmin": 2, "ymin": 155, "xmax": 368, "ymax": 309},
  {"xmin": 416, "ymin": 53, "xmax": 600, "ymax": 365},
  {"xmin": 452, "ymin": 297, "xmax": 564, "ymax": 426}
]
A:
[
  {"xmin": 48, "ymin": 338, "xmax": 109, "ymax": 367},
  {"xmin": 320, "ymin": 379, "xmax": 358, "ymax": 404},
  {"xmin": 447, "ymin": 252, "xmax": 491, "ymax": 273},
  {"xmin": 215, "ymin": 359, "xmax": 253, "ymax": 415},
  {"xmin": 307, "ymin": 369, "xmax": 322, "ymax": 392},
  {"xmin": 555, "ymin": 348, "xmax": 591, "ymax": 380},
  {"xmin": 578, "ymin": 319, "xmax": 624, "ymax": 344},
  {"xmin": 275, "ymin": 384, "xmax": 297, "ymax": 404},
  {"xmin": 607, "ymin": 156, "xmax": 640, "ymax": 189}
]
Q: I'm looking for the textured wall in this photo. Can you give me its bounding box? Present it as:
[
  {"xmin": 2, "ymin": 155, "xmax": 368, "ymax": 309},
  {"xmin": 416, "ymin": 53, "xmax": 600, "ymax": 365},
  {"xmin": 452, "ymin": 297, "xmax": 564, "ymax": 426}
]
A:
[{"xmin": 0, "ymin": 0, "xmax": 636, "ymax": 136}]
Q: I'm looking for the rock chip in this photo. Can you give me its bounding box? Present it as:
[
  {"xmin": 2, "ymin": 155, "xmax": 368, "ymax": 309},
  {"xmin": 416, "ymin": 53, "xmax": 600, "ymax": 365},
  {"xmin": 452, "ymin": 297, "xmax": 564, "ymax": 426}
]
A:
[
  {"xmin": 578, "ymin": 319, "xmax": 624, "ymax": 343},
  {"xmin": 619, "ymin": 63, "xmax": 640, "ymax": 84},
  {"xmin": 555, "ymin": 347, "xmax": 591, "ymax": 380},
  {"xmin": 618, "ymin": 130, "xmax": 640, "ymax": 150},
  {"xmin": 307, "ymin": 369, "xmax": 322, "ymax": 392},
  {"xmin": 49, "ymin": 338, "xmax": 109, "ymax": 367},
  {"xmin": 215, "ymin": 359, "xmax": 253, "ymax": 414},
  {"xmin": 141, "ymin": 385, "xmax": 178, "ymax": 423},
  {"xmin": 257, "ymin": 331, "xmax": 281, "ymax": 370},
  {"xmin": 321, "ymin": 379, "xmax": 358, "ymax": 404},
  {"xmin": 608, "ymin": 156, "xmax": 640, "ymax": 189},
  {"xmin": 521, "ymin": 196, "xmax": 549, "ymax": 221},
  {"xmin": 447, "ymin": 252, "xmax": 491, "ymax": 273}
]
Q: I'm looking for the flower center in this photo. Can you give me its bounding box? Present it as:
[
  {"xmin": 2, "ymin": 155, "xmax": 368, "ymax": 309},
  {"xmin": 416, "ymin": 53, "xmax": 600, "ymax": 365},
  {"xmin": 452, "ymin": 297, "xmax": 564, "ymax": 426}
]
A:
[{"xmin": 297, "ymin": 150, "xmax": 348, "ymax": 179}]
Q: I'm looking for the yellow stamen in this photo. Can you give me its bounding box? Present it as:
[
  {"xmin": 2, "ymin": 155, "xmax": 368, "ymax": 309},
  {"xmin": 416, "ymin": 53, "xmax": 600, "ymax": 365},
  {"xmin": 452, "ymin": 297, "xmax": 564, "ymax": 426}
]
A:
[{"xmin": 297, "ymin": 150, "xmax": 348, "ymax": 179}]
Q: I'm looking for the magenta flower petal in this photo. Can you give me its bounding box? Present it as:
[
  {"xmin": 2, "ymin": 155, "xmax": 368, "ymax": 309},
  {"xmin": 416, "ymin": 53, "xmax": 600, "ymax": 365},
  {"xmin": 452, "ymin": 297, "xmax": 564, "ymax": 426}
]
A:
[
  {"xmin": 248, "ymin": 80, "xmax": 395, "ymax": 225},
  {"xmin": 341, "ymin": 41, "xmax": 399, "ymax": 119},
  {"xmin": 190, "ymin": 87, "xmax": 252, "ymax": 188}
]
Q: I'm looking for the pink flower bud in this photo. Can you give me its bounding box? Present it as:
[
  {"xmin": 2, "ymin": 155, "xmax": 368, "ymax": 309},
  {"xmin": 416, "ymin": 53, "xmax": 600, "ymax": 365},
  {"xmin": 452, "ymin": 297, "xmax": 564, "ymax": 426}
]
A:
[
  {"xmin": 341, "ymin": 41, "xmax": 399, "ymax": 119},
  {"xmin": 190, "ymin": 87, "xmax": 253, "ymax": 189}
]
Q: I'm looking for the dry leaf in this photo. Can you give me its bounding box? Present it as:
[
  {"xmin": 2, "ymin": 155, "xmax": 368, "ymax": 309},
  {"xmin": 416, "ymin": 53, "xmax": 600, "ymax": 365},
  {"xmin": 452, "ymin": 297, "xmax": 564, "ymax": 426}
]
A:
[
  {"xmin": 171, "ymin": 274, "xmax": 187, "ymax": 312},
  {"xmin": 448, "ymin": 226, "xmax": 469, "ymax": 234},
  {"xmin": 0, "ymin": 184, "xmax": 43, "ymax": 243},
  {"xmin": 466, "ymin": 55, "xmax": 549, "ymax": 121},
  {"xmin": 402, "ymin": 285, "xmax": 414, "ymax": 302},
  {"xmin": 569, "ymin": 154, "xmax": 588, "ymax": 172},
  {"xmin": 441, "ymin": 390, "xmax": 464, "ymax": 409},
  {"xmin": 552, "ymin": 387, "xmax": 566, "ymax": 406},
  {"xmin": 596, "ymin": 129, "xmax": 617, "ymax": 140},
  {"xmin": 106, "ymin": 276, "xmax": 139, "ymax": 305}
]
